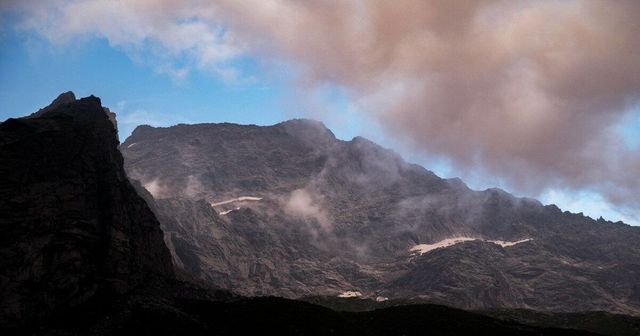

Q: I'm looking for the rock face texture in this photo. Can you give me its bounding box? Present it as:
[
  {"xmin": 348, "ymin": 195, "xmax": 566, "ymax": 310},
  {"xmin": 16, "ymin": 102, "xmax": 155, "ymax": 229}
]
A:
[
  {"xmin": 122, "ymin": 120, "xmax": 640, "ymax": 315},
  {"xmin": 2, "ymin": 92, "xmax": 610, "ymax": 336},
  {"xmin": 0, "ymin": 93, "xmax": 173, "ymax": 327}
]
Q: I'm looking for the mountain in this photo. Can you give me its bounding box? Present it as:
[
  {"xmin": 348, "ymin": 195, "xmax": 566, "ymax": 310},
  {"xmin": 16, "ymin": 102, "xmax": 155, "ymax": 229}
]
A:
[
  {"xmin": 121, "ymin": 119, "xmax": 640, "ymax": 315},
  {"xmin": 0, "ymin": 92, "xmax": 173, "ymax": 328},
  {"xmin": 3, "ymin": 92, "xmax": 611, "ymax": 335}
]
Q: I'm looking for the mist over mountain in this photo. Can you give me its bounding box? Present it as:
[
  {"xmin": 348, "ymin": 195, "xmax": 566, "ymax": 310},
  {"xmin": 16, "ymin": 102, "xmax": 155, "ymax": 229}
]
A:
[
  {"xmin": 121, "ymin": 118, "xmax": 640, "ymax": 315},
  {"xmin": 2, "ymin": 92, "xmax": 640, "ymax": 335},
  {"xmin": 5, "ymin": 92, "xmax": 626, "ymax": 335},
  {"xmin": 3, "ymin": 0, "xmax": 640, "ymax": 332}
]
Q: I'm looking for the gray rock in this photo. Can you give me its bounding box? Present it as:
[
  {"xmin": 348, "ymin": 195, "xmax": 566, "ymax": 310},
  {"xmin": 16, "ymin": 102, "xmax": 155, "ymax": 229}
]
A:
[{"xmin": 121, "ymin": 119, "xmax": 640, "ymax": 315}]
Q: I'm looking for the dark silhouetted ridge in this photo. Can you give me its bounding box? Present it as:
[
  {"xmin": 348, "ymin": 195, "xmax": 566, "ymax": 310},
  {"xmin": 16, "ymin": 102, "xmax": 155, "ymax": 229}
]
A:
[{"xmin": 0, "ymin": 93, "xmax": 173, "ymax": 329}]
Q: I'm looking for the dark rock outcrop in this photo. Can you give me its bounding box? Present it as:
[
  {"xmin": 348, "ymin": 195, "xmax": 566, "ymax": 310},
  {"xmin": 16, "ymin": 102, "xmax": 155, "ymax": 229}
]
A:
[
  {"xmin": 29, "ymin": 91, "xmax": 77, "ymax": 117},
  {"xmin": 0, "ymin": 93, "xmax": 173, "ymax": 328}
]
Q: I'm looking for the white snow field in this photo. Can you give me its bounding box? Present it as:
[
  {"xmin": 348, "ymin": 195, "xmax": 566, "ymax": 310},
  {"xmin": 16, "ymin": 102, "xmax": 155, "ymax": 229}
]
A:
[
  {"xmin": 410, "ymin": 237, "xmax": 533, "ymax": 255},
  {"xmin": 210, "ymin": 196, "xmax": 263, "ymax": 207},
  {"xmin": 218, "ymin": 207, "xmax": 240, "ymax": 215},
  {"xmin": 337, "ymin": 291, "xmax": 362, "ymax": 298}
]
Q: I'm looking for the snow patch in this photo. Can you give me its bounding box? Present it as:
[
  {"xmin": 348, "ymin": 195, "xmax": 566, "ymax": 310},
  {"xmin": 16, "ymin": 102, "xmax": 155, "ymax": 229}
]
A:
[
  {"xmin": 338, "ymin": 291, "xmax": 362, "ymax": 298},
  {"xmin": 219, "ymin": 207, "xmax": 240, "ymax": 215},
  {"xmin": 410, "ymin": 237, "xmax": 533, "ymax": 255},
  {"xmin": 410, "ymin": 237, "xmax": 476, "ymax": 254},
  {"xmin": 376, "ymin": 296, "xmax": 389, "ymax": 302},
  {"xmin": 126, "ymin": 142, "xmax": 137, "ymax": 148},
  {"xmin": 210, "ymin": 196, "xmax": 263, "ymax": 207},
  {"xmin": 489, "ymin": 238, "xmax": 533, "ymax": 247}
]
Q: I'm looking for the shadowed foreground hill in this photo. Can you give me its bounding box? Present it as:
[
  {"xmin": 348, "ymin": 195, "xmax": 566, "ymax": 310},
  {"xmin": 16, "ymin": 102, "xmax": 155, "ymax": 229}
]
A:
[
  {"xmin": 0, "ymin": 92, "xmax": 173, "ymax": 327},
  {"xmin": 0, "ymin": 92, "xmax": 626, "ymax": 335}
]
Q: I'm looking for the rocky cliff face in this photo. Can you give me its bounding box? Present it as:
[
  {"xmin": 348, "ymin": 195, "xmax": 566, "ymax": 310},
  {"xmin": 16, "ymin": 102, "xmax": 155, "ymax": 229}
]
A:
[
  {"xmin": 1, "ymin": 92, "xmax": 611, "ymax": 336},
  {"xmin": 0, "ymin": 93, "xmax": 173, "ymax": 328},
  {"xmin": 122, "ymin": 120, "xmax": 640, "ymax": 315}
]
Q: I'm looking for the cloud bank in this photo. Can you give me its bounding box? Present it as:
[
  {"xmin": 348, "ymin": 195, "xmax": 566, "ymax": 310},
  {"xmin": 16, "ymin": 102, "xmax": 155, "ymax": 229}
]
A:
[{"xmin": 6, "ymin": 0, "xmax": 640, "ymax": 221}]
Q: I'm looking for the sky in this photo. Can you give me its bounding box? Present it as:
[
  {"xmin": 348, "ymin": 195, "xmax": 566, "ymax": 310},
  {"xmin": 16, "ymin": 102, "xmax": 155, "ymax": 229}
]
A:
[{"xmin": 0, "ymin": 1, "xmax": 639, "ymax": 225}]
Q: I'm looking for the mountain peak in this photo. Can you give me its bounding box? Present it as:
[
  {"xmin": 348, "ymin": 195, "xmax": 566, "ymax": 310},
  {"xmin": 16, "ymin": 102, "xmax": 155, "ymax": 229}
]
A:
[
  {"xmin": 52, "ymin": 90, "xmax": 76, "ymax": 104},
  {"xmin": 29, "ymin": 91, "xmax": 77, "ymax": 118},
  {"xmin": 351, "ymin": 135, "xmax": 375, "ymax": 144},
  {"xmin": 278, "ymin": 118, "xmax": 327, "ymax": 128},
  {"xmin": 277, "ymin": 118, "xmax": 336, "ymax": 148},
  {"xmin": 26, "ymin": 92, "xmax": 119, "ymax": 132},
  {"xmin": 1, "ymin": 93, "xmax": 173, "ymax": 327}
]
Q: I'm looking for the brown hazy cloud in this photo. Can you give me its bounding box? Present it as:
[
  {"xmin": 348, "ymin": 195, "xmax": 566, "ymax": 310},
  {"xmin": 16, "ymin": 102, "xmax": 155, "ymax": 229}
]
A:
[{"xmin": 8, "ymin": 0, "xmax": 640, "ymax": 220}]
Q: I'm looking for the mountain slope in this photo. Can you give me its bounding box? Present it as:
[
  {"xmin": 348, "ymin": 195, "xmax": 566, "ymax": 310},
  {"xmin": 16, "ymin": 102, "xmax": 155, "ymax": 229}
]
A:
[
  {"xmin": 122, "ymin": 119, "xmax": 640, "ymax": 314},
  {"xmin": 0, "ymin": 93, "xmax": 606, "ymax": 335}
]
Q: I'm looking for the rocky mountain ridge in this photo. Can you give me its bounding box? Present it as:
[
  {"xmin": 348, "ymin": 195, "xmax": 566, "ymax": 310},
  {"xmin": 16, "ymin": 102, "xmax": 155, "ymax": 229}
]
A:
[
  {"xmin": 3, "ymin": 92, "xmax": 640, "ymax": 335},
  {"xmin": 121, "ymin": 118, "xmax": 640, "ymax": 315},
  {"xmin": 2, "ymin": 91, "xmax": 622, "ymax": 335}
]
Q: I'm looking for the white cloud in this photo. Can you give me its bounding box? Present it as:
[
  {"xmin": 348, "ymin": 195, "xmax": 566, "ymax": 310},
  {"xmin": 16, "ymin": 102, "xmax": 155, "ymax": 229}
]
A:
[
  {"xmin": 5, "ymin": 0, "xmax": 640, "ymax": 223},
  {"xmin": 9, "ymin": 0, "xmax": 247, "ymax": 84},
  {"xmin": 284, "ymin": 189, "xmax": 332, "ymax": 231}
]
